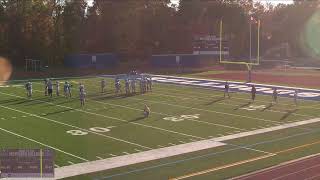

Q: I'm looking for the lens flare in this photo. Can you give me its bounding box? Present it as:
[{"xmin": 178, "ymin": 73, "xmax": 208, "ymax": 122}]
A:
[
  {"xmin": 302, "ymin": 10, "xmax": 320, "ymax": 58},
  {"xmin": 0, "ymin": 57, "xmax": 12, "ymax": 85}
]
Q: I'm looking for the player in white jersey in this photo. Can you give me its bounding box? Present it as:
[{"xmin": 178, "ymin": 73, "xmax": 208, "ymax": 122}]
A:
[
  {"xmin": 131, "ymin": 79, "xmax": 136, "ymax": 93},
  {"xmin": 55, "ymin": 81, "xmax": 60, "ymax": 96},
  {"xmin": 44, "ymin": 79, "xmax": 48, "ymax": 96},
  {"xmin": 25, "ymin": 81, "xmax": 32, "ymax": 98},
  {"xmin": 64, "ymin": 82, "xmax": 69, "ymax": 98},
  {"xmin": 125, "ymin": 79, "xmax": 130, "ymax": 95},
  {"xmin": 79, "ymin": 83, "xmax": 85, "ymax": 93},
  {"xmin": 147, "ymin": 77, "xmax": 152, "ymax": 91},
  {"xmin": 47, "ymin": 79, "xmax": 53, "ymax": 98},
  {"xmin": 101, "ymin": 79, "xmax": 106, "ymax": 93},
  {"xmin": 80, "ymin": 91, "xmax": 86, "ymax": 107},
  {"xmin": 68, "ymin": 82, "xmax": 72, "ymax": 97},
  {"xmin": 143, "ymin": 104, "xmax": 150, "ymax": 118},
  {"xmin": 115, "ymin": 79, "xmax": 121, "ymax": 94}
]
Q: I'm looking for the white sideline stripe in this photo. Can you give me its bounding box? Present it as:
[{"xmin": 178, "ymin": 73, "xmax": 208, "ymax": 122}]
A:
[
  {"xmin": 55, "ymin": 118, "xmax": 320, "ymax": 178},
  {"xmin": 0, "ymin": 127, "xmax": 89, "ymax": 162},
  {"xmin": 0, "ymin": 102, "xmax": 151, "ymax": 150},
  {"xmin": 152, "ymin": 74, "xmax": 320, "ymax": 92},
  {"xmin": 152, "ymin": 80, "xmax": 320, "ymax": 110},
  {"xmin": 134, "ymin": 149, "xmax": 141, "ymax": 152},
  {"xmin": 55, "ymin": 164, "xmax": 60, "ymax": 168},
  {"xmin": 55, "ymin": 140, "xmax": 226, "ymax": 179},
  {"xmin": 68, "ymin": 161, "xmax": 74, "ymax": 165},
  {"xmin": 109, "ymin": 154, "xmax": 116, "ymax": 157},
  {"xmin": 212, "ymin": 118, "xmax": 320, "ymax": 142},
  {"xmin": 18, "ymin": 86, "xmax": 205, "ymax": 140}
]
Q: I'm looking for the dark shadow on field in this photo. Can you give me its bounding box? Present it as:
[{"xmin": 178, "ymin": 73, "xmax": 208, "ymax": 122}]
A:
[
  {"xmin": 0, "ymin": 98, "xmax": 23, "ymax": 104},
  {"xmin": 7, "ymin": 97, "xmax": 50, "ymax": 106},
  {"xmin": 261, "ymin": 103, "xmax": 273, "ymax": 112},
  {"xmin": 280, "ymin": 109, "xmax": 298, "ymax": 120},
  {"xmin": 128, "ymin": 116, "xmax": 145, "ymax": 122},
  {"xmin": 205, "ymin": 97, "xmax": 225, "ymax": 106},
  {"xmin": 44, "ymin": 109, "xmax": 73, "ymax": 116},
  {"xmin": 233, "ymin": 102, "xmax": 252, "ymax": 110}
]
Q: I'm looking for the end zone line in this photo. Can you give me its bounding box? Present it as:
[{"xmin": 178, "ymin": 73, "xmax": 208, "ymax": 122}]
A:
[{"xmin": 0, "ymin": 127, "xmax": 89, "ymax": 162}]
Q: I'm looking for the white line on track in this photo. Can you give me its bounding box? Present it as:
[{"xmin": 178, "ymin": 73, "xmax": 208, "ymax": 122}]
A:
[
  {"xmin": 0, "ymin": 102, "xmax": 152, "ymax": 150},
  {"xmin": 0, "ymin": 127, "xmax": 89, "ymax": 162},
  {"xmin": 271, "ymin": 163, "xmax": 320, "ymax": 180}
]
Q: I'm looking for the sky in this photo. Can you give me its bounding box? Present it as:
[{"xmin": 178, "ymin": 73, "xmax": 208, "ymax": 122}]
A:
[{"xmin": 86, "ymin": 0, "xmax": 293, "ymax": 8}]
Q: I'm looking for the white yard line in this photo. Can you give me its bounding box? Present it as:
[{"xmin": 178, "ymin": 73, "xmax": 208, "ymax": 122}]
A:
[
  {"xmin": 0, "ymin": 103, "xmax": 152, "ymax": 150},
  {"xmin": 130, "ymin": 96, "xmax": 284, "ymax": 124},
  {"xmin": 12, "ymin": 87, "xmax": 205, "ymax": 140},
  {"xmin": 86, "ymin": 96, "xmax": 245, "ymax": 131},
  {"xmin": 152, "ymin": 81, "xmax": 320, "ymax": 110},
  {"xmin": 0, "ymin": 127, "xmax": 89, "ymax": 162},
  {"xmin": 147, "ymin": 91, "xmax": 315, "ymax": 118},
  {"xmin": 56, "ymin": 117, "xmax": 320, "ymax": 179}
]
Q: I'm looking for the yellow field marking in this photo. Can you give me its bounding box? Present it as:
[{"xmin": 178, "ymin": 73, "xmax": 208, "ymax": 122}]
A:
[
  {"xmin": 169, "ymin": 154, "xmax": 275, "ymax": 180},
  {"xmin": 274, "ymin": 140, "xmax": 320, "ymax": 154},
  {"xmin": 169, "ymin": 140, "xmax": 320, "ymax": 180}
]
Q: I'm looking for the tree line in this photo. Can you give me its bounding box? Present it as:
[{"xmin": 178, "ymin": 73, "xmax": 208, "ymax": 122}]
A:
[{"xmin": 0, "ymin": 0, "xmax": 319, "ymax": 66}]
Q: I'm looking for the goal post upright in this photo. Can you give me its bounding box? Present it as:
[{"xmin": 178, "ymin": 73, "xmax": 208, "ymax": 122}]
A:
[
  {"xmin": 219, "ymin": 18, "xmax": 261, "ymax": 66},
  {"xmin": 219, "ymin": 18, "xmax": 261, "ymax": 82}
]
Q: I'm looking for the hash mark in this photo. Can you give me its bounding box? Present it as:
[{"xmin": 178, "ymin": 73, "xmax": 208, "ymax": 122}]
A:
[{"xmin": 96, "ymin": 156, "xmax": 103, "ymax": 160}]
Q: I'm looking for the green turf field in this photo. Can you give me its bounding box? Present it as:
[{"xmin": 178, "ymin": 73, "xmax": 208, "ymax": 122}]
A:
[{"xmin": 0, "ymin": 76, "xmax": 320, "ymax": 180}]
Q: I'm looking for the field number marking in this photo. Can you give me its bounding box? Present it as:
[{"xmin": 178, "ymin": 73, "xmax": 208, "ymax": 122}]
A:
[
  {"xmin": 163, "ymin": 114, "xmax": 200, "ymax": 122},
  {"xmin": 241, "ymin": 105, "xmax": 266, "ymax": 111},
  {"xmin": 67, "ymin": 126, "xmax": 115, "ymax": 136}
]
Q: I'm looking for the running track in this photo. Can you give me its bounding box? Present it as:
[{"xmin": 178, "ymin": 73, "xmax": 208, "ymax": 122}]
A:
[{"xmin": 234, "ymin": 155, "xmax": 320, "ymax": 180}]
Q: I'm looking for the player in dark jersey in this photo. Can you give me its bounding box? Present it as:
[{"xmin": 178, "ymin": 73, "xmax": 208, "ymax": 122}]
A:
[
  {"xmin": 224, "ymin": 81, "xmax": 230, "ymax": 99},
  {"xmin": 272, "ymin": 87, "xmax": 278, "ymax": 104},
  {"xmin": 251, "ymin": 85, "xmax": 256, "ymax": 102}
]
